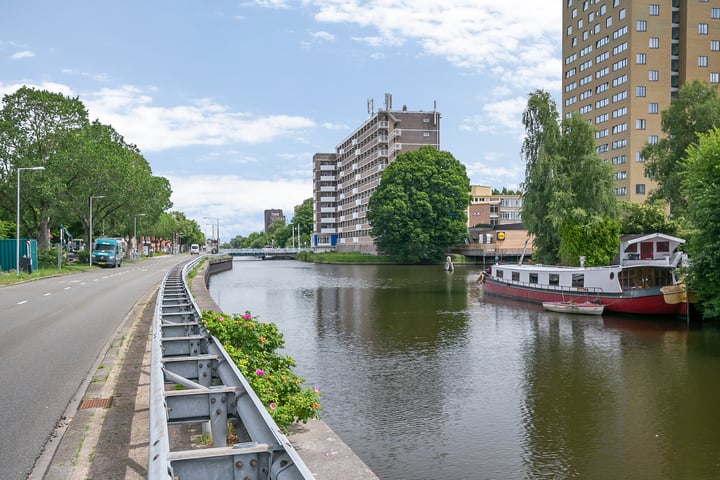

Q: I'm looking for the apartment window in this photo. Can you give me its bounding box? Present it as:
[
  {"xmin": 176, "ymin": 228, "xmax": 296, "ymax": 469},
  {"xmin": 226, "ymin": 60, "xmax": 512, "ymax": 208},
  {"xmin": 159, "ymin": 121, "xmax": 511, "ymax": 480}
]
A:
[
  {"xmin": 613, "ymin": 123, "xmax": 627, "ymax": 134},
  {"xmin": 596, "ymin": 113, "xmax": 609, "ymax": 123},
  {"xmin": 649, "ymin": 37, "xmax": 659, "ymax": 48},
  {"xmin": 648, "ymin": 135, "xmax": 658, "ymax": 144},
  {"xmin": 612, "ymin": 90, "xmax": 627, "ymax": 103},
  {"xmin": 596, "ymin": 51, "xmax": 609, "ymax": 63},
  {"xmin": 597, "ymin": 144, "xmax": 609, "ymax": 153},
  {"xmin": 711, "ymin": 73, "xmax": 720, "ymax": 84},
  {"xmin": 565, "ymin": 81, "xmax": 577, "ymax": 92},
  {"xmin": 597, "ymin": 67, "xmax": 609, "ymax": 78},
  {"xmin": 712, "ymin": 8, "xmax": 720, "ymax": 19},
  {"xmin": 581, "ymin": 104, "xmax": 593, "ymax": 114},
  {"xmin": 613, "ymin": 0, "xmax": 619, "ymax": 6},
  {"xmin": 699, "ymin": 23, "xmax": 709, "ymax": 35},
  {"xmin": 578, "ymin": 18, "xmax": 584, "ymax": 29},
  {"xmin": 612, "ymin": 138, "xmax": 627, "ymax": 149},
  {"xmin": 572, "ymin": 8, "xmax": 578, "ymax": 18},
  {"xmin": 615, "ymin": 171, "xmax": 627, "ymax": 180},
  {"xmin": 635, "ymin": 151, "xmax": 645, "ymax": 162},
  {"xmin": 613, "ymin": 58, "xmax": 627, "ymax": 71},
  {"xmin": 612, "ymin": 155, "xmax": 627, "ymax": 165},
  {"xmin": 649, "ymin": 103, "xmax": 659, "ymax": 114},
  {"xmin": 596, "ymin": 97, "xmax": 609, "ymax": 108},
  {"xmin": 636, "ymin": 184, "xmax": 646, "ymax": 195},
  {"xmin": 636, "ymin": 20, "xmax": 647, "ymax": 31},
  {"xmin": 636, "ymin": 86, "xmax": 647, "ymax": 97},
  {"xmin": 580, "ymin": 89, "xmax": 592, "ymax": 100},
  {"xmin": 619, "ymin": 8, "xmax": 626, "ymax": 20},
  {"xmin": 566, "ymin": 67, "xmax": 577, "ymax": 78},
  {"xmin": 649, "ymin": 70, "xmax": 659, "ymax": 81},
  {"xmin": 612, "ymin": 106, "xmax": 627, "ymax": 118},
  {"xmin": 636, "ymin": 119, "xmax": 646, "ymax": 130},
  {"xmin": 567, "ymin": 25, "xmax": 573, "ymax": 36},
  {"xmin": 711, "ymin": 40, "xmax": 720, "ymax": 51},
  {"xmin": 699, "ymin": 56, "xmax": 709, "ymax": 67},
  {"xmin": 613, "ymin": 74, "xmax": 628, "ymax": 87},
  {"xmin": 606, "ymin": 16, "xmax": 613, "ymax": 28},
  {"xmin": 583, "ymin": 30, "xmax": 590, "ymax": 41},
  {"xmin": 596, "ymin": 128, "xmax": 609, "ymax": 139},
  {"xmin": 649, "ymin": 4, "xmax": 659, "ymax": 16},
  {"xmin": 636, "ymin": 53, "xmax": 646, "ymax": 64}
]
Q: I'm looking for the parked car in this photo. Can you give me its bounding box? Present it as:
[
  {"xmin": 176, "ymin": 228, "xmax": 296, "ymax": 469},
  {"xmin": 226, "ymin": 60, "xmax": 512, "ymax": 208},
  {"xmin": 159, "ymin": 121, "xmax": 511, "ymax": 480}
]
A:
[{"xmin": 190, "ymin": 243, "xmax": 200, "ymax": 255}]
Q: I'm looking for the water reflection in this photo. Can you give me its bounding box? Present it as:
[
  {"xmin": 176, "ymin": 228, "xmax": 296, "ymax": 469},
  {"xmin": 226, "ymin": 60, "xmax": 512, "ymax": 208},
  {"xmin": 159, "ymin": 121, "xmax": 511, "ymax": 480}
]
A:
[{"xmin": 209, "ymin": 259, "xmax": 720, "ymax": 480}]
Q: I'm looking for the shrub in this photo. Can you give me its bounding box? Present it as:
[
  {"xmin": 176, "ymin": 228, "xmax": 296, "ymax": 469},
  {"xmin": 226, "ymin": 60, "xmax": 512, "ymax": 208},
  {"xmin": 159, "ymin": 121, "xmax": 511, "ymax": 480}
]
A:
[{"xmin": 201, "ymin": 310, "xmax": 321, "ymax": 431}]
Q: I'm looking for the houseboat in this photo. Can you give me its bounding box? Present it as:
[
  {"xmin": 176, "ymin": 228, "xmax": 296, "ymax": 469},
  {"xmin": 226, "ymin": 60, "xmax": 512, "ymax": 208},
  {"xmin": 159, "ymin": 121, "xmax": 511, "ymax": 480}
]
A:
[{"xmin": 481, "ymin": 233, "xmax": 690, "ymax": 316}]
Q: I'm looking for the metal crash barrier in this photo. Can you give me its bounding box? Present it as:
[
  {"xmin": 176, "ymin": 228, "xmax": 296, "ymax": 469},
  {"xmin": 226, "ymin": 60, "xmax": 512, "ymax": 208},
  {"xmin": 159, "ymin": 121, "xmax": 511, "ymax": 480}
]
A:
[{"xmin": 148, "ymin": 260, "xmax": 314, "ymax": 479}]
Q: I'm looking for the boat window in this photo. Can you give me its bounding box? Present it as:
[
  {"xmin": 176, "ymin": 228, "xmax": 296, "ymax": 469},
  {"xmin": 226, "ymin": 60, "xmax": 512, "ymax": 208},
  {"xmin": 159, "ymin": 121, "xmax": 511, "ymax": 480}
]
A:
[
  {"xmin": 572, "ymin": 273, "xmax": 584, "ymax": 288},
  {"xmin": 549, "ymin": 273, "xmax": 560, "ymax": 286},
  {"xmin": 624, "ymin": 243, "xmax": 638, "ymax": 253},
  {"xmin": 496, "ymin": 270, "xmax": 503, "ymax": 279},
  {"xmin": 656, "ymin": 241, "xmax": 669, "ymax": 252},
  {"xmin": 512, "ymin": 272, "xmax": 520, "ymax": 282},
  {"xmin": 529, "ymin": 273, "xmax": 538, "ymax": 284}
]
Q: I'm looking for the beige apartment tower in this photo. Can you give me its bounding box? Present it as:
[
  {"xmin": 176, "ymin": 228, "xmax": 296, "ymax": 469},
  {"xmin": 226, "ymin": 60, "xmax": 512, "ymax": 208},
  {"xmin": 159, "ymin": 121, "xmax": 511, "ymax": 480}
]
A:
[
  {"xmin": 312, "ymin": 95, "xmax": 440, "ymax": 253},
  {"xmin": 562, "ymin": 0, "xmax": 720, "ymax": 202}
]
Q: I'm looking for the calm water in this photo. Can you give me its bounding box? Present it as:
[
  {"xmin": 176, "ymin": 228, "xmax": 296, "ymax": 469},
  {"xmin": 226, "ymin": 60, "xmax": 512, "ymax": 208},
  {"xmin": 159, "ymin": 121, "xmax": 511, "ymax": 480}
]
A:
[{"xmin": 209, "ymin": 259, "xmax": 720, "ymax": 480}]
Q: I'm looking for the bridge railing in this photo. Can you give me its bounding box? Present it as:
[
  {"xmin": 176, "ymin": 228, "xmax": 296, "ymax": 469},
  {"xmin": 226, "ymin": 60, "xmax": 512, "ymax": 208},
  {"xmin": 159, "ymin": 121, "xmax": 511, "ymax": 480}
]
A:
[{"xmin": 148, "ymin": 258, "xmax": 314, "ymax": 479}]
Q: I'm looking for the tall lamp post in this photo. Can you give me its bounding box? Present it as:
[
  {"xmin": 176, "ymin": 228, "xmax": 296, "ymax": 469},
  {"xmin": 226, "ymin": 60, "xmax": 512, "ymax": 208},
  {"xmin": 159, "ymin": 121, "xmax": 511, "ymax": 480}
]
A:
[
  {"xmin": 16, "ymin": 166, "xmax": 45, "ymax": 276},
  {"xmin": 203, "ymin": 216, "xmax": 219, "ymax": 253},
  {"xmin": 89, "ymin": 195, "xmax": 106, "ymax": 265},
  {"xmin": 134, "ymin": 213, "xmax": 146, "ymax": 258}
]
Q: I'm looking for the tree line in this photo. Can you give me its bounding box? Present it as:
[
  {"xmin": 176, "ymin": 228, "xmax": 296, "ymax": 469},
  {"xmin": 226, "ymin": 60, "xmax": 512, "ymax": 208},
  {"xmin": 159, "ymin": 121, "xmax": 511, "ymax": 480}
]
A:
[
  {"xmin": 227, "ymin": 198, "xmax": 313, "ymax": 249},
  {"xmin": 0, "ymin": 86, "xmax": 204, "ymax": 253}
]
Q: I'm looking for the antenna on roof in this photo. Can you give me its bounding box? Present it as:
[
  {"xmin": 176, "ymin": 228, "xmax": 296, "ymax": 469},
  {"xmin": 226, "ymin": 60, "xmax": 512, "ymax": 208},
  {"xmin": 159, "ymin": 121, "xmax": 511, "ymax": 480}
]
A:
[
  {"xmin": 384, "ymin": 92, "xmax": 392, "ymax": 111},
  {"xmin": 368, "ymin": 98, "xmax": 374, "ymax": 115}
]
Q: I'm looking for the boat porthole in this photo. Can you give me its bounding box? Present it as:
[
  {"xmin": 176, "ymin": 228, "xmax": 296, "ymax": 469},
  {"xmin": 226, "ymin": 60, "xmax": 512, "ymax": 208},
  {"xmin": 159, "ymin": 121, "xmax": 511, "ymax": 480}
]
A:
[{"xmin": 610, "ymin": 272, "xmax": 614, "ymax": 280}]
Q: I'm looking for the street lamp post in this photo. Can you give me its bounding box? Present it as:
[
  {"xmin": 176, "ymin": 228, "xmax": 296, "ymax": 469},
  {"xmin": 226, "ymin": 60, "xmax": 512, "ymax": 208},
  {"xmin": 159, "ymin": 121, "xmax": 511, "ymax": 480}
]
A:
[
  {"xmin": 134, "ymin": 213, "xmax": 146, "ymax": 258},
  {"xmin": 203, "ymin": 216, "xmax": 219, "ymax": 253},
  {"xmin": 89, "ymin": 195, "xmax": 106, "ymax": 265},
  {"xmin": 16, "ymin": 166, "xmax": 45, "ymax": 276}
]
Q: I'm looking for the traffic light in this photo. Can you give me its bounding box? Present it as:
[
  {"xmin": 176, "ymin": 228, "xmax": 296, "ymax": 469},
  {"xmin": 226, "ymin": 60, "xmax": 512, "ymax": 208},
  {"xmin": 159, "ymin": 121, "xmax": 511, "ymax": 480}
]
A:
[{"xmin": 496, "ymin": 231, "xmax": 506, "ymax": 241}]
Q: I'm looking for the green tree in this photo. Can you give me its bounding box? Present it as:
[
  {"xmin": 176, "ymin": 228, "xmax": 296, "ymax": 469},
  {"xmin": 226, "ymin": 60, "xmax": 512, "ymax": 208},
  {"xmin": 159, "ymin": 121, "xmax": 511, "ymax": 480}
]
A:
[
  {"xmin": 0, "ymin": 86, "xmax": 89, "ymax": 248},
  {"xmin": 642, "ymin": 80, "xmax": 720, "ymax": 217},
  {"xmin": 619, "ymin": 201, "xmax": 677, "ymax": 235},
  {"xmin": 521, "ymin": 91, "xmax": 618, "ymax": 265},
  {"xmin": 367, "ymin": 146, "xmax": 470, "ymax": 262},
  {"xmin": 681, "ymin": 127, "xmax": 720, "ymax": 318},
  {"xmin": 520, "ymin": 90, "xmax": 563, "ymax": 264}
]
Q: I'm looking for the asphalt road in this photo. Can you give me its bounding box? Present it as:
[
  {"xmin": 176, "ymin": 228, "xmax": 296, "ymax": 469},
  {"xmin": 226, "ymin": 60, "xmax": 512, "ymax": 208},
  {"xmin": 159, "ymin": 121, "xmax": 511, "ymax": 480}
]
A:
[{"xmin": 0, "ymin": 255, "xmax": 187, "ymax": 479}]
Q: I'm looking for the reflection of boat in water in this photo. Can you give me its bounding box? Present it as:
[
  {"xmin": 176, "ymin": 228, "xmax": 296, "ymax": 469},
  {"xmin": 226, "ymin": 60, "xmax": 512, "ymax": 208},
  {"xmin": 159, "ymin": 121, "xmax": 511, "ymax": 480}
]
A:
[
  {"xmin": 542, "ymin": 301, "xmax": 604, "ymax": 316},
  {"xmin": 483, "ymin": 233, "xmax": 693, "ymax": 317}
]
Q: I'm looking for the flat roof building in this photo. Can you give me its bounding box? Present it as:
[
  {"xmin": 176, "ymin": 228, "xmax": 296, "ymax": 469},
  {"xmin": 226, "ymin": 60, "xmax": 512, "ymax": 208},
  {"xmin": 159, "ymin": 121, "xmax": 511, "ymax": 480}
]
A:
[
  {"xmin": 312, "ymin": 95, "xmax": 440, "ymax": 253},
  {"xmin": 562, "ymin": 0, "xmax": 720, "ymax": 203}
]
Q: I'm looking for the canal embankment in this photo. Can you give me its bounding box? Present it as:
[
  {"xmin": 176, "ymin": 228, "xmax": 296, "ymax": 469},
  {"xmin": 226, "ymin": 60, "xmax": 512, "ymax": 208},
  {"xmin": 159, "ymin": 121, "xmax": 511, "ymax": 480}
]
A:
[{"xmin": 191, "ymin": 256, "xmax": 379, "ymax": 480}]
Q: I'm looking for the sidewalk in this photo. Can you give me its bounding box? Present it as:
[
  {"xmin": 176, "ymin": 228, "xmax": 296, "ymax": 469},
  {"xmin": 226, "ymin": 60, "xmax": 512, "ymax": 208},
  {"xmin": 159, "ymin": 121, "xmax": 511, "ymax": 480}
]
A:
[{"xmin": 37, "ymin": 259, "xmax": 379, "ymax": 479}]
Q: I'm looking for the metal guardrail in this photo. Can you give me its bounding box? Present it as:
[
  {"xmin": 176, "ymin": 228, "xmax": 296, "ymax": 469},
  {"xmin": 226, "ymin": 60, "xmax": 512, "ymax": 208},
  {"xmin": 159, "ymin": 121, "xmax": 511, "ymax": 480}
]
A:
[{"xmin": 148, "ymin": 259, "xmax": 314, "ymax": 479}]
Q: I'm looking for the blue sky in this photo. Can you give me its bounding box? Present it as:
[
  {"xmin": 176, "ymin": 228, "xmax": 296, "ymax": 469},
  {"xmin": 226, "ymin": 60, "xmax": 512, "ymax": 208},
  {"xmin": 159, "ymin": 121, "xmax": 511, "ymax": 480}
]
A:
[{"xmin": 1, "ymin": 0, "xmax": 561, "ymax": 241}]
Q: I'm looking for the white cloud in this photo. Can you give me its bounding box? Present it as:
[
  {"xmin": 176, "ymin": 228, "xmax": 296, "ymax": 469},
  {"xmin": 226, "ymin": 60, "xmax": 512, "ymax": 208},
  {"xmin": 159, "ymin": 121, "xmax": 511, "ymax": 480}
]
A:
[
  {"xmin": 311, "ymin": 30, "xmax": 335, "ymax": 42},
  {"xmin": 10, "ymin": 50, "xmax": 34, "ymax": 60},
  {"xmin": 82, "ymin": 86, "xmax": 316, "ymax": 152},
  {"xmin": 166, "ymin": 174, "xmax": 312, "ymax": 239},
  {"xmin": 460, "ymin": 96, "xmax": 528, "ymax": 134}
]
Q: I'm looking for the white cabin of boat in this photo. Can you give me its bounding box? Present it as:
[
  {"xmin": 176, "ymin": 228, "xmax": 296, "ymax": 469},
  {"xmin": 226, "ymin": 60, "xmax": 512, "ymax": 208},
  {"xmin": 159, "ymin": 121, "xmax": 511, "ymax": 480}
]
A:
[{"xmin": 489, "ymin": 233, "xmax": 687, "ymax": 294}]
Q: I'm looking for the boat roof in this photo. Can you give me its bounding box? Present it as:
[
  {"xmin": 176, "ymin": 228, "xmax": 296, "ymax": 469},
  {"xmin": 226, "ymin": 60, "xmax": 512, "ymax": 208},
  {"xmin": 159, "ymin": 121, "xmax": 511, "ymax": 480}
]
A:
[{"xmin": 620, "ymin": 233, "xmax": 685, "ymax": 248}]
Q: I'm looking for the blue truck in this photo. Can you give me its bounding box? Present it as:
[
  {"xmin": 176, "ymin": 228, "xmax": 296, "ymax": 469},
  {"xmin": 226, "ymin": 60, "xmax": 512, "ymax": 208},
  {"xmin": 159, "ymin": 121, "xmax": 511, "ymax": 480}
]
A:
[{"xmin": 92, "ymin": 237, "xmax": 126, "ymax": 268}]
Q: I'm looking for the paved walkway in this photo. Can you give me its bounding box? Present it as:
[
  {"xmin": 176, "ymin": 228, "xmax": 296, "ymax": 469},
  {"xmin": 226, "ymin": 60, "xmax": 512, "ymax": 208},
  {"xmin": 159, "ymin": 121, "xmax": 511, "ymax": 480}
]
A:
[{"xmin": 36, "ymin": 258, "xmax": 379, "ymax": 479}]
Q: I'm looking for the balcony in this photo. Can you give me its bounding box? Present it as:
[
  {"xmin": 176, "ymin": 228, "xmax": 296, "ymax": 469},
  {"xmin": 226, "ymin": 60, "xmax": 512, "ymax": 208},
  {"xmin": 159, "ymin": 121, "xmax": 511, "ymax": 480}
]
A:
[{"xmin": 320, "ymin": 186, "xmax": 336, "ymax": 192}]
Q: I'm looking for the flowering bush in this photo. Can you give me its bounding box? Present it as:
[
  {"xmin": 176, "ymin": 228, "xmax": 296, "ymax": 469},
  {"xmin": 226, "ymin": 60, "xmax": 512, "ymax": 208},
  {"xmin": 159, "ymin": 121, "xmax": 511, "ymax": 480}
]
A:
[{"xmin": 201, "ymin": 310, "xmax": 321, "ymax": 431}]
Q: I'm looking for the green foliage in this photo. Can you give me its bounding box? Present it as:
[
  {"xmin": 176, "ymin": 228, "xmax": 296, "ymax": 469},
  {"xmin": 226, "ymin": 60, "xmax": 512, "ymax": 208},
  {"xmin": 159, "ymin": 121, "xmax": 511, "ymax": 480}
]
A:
[
  {"xmin": 201, "ymin": 310, "xmax": 321, "ymax": 431},
  {"xmin": 642, "ymin": 80, "xmax": 720, "ymax": 217},
  {"xmin": 619, "ymin": 201, "xmax": 678, "ymax": 235},
  {"xmin": 367, "ymin": 146, "xmax": 470, "ymax": 262},
  {"xmin": 558, "ymin": 217, "xmax": 620, "ymax": 267},
  {"xmin": 521, "ymin": 90, "xmax": 618, "ymax": 264},
  {"xmin": 0, "ymin": 220, "xmax": 14, "ymax": 239},
  {"xmin": 681, "ymin": 128, "xmax": 720, "ymax": 318},
  {"xmin": 37, "ymin": 247, "xmax": 62, "ymax": 269},
  {"xmin": 0, "ymin": 87, "xmax": 174, "ymax": 249}
]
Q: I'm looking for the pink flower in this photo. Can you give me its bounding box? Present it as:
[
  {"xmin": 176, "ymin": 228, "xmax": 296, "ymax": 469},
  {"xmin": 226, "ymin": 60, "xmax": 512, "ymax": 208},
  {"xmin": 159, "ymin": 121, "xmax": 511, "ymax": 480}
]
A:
[
  {"xmin": 269, "ymin": 402, "xmax": 276, "ymax": 410},
  {"xmin": 218, "ymin": 316, "xmax": 224, "ymax": 322},
  {"xmin": 242, "ymin": 313, "xmax": 252, "ymax": 320},
  {"xmin": 313, "ymin": 386, "xmax": 321, "ymax": 393},
  {"xmin": 256, "ymin": 369, "xmax": 264, "ymax": 376}
]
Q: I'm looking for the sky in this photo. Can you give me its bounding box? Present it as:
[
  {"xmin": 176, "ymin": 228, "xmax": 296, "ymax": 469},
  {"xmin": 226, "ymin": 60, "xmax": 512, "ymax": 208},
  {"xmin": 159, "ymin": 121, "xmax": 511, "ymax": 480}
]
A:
[{"xmin": 1, "ymin": 0, "xmax": 561, "ymax": 241}]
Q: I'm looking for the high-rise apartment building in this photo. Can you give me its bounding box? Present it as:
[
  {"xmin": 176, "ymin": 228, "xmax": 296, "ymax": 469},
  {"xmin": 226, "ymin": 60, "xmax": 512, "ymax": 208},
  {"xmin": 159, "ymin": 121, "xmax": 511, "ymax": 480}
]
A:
[
  {"xmin": 562, "ymin": 0, "xmax": 720, "ymax": 202},
  {"xmin": 312, "ymin": 95, "xmax": 440, "ymax": 253}
]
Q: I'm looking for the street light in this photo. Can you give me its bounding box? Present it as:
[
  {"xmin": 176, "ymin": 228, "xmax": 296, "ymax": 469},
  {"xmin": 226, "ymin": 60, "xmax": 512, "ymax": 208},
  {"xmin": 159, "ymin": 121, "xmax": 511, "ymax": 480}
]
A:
[
  {"xmin": 89, "ymin": 195, "xmax": 106, "ymax": 265},
  {"xmin": 203, "ymin": 216, "xmax": 219, "ymax": 253},
  {"xmin": 16, "ymin": 166, "xmax": 45, "ymax": 276},
  {"xmin": 134, "ymin": 213, "xmax": 146, "ymax": 258}
]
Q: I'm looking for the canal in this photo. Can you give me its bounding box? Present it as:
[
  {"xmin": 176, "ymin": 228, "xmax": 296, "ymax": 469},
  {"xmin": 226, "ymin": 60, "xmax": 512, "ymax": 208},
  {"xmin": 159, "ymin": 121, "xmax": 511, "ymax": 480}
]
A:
[{"xmin": 208, "ymin": 259, "xmax": 720, "ymax": 480}]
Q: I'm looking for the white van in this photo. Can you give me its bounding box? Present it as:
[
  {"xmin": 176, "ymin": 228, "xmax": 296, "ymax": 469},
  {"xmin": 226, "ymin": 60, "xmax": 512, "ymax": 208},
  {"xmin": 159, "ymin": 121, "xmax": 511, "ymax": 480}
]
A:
[{"xmin": 190, "ymin": 244, "xmax": 200, "ymax": 255}]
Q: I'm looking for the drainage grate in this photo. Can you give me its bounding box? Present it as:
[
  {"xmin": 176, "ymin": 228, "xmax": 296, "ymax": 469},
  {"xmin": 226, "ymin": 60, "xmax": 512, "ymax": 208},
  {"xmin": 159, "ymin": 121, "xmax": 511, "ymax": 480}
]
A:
[{"xmin": 79, "ymin": 397, "xmax": 113, "ymax": 409}]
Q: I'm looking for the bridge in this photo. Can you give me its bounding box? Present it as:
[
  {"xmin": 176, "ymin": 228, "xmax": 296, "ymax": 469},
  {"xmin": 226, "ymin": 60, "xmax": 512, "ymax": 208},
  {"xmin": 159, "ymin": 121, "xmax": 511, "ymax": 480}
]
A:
[{"xmin": 221, "ymin": 247, "xmax": 311, "ymax": 260}]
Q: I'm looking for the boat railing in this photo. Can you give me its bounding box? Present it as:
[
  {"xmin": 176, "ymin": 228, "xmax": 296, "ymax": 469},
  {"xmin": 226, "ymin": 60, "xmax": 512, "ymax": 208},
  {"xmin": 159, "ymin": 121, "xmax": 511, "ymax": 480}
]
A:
[{"xmin": 495, "ymin": 277, "xmax": 604, "ymax": 294}]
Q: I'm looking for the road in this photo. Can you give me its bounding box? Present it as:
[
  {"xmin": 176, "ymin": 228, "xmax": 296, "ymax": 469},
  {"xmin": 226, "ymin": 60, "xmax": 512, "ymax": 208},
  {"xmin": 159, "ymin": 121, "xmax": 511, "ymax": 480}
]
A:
[{"xmin": 0, "ymin": 255, "xmax": 188, "ymax": 479}]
